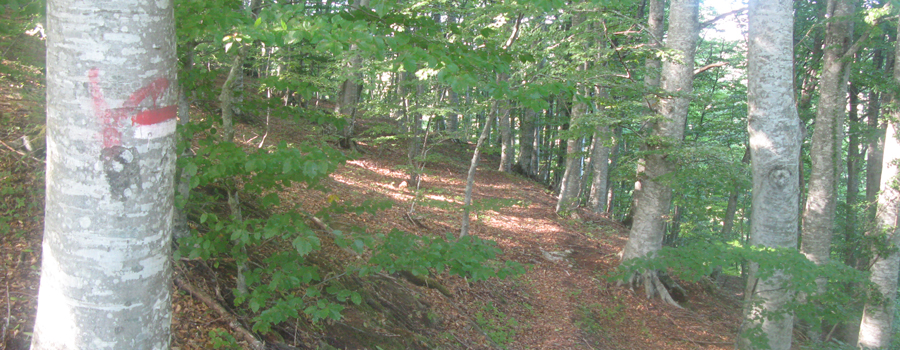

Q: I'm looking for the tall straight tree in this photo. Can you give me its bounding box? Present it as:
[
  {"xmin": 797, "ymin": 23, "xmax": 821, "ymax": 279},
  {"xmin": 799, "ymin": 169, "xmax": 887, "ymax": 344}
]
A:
[
  {"xmin": 619, "ymin": 0, "xmax": 699, "ymax": 304},
  {"xmin": 799, "ymin": 0, "xmax": 853, "ymax": 309},
  {"xmin": 737, "ymin": 0, "xmax": 803, "ymax": 348},
  {"xmin": 857, "ymin": 23, "xmax": 900, "ymax": 349},
  {"xmin": 32, "ymin": 0, "xmax": 177, "ymax": 348}
]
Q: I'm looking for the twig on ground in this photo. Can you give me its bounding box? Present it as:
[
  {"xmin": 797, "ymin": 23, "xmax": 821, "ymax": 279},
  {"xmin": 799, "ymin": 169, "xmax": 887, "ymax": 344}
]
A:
[
  {"xmin": 0, "ymin": 138, "xmax": 43, "ymax": 163},
  {"xmin": 451, "ymin": 332, "xmax": 474, "ymax": 349},
  {"xmin": 174, "ymin": 276, "xmax": 265, "ymax": 350},
  {"xmin": 670, "ymin": 336, "xmax": 732, "ymax": 346}
]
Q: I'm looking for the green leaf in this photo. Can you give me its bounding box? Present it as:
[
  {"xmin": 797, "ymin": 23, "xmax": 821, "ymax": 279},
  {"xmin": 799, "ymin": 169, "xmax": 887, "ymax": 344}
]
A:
[{"xmin": 292, "ymin": 236, "xmax": 313, "ymax": 256}]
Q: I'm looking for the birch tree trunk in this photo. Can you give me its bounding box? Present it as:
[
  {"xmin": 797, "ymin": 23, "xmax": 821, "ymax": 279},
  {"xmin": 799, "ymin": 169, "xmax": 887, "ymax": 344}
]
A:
[
  {"xmin": 619, "ymin": 0, "xmax": 698, "ymax": 304},
  {"xmin": 737, "ymin": 0, "xmax": 803, "ymax": 348},
  {"xmin": 799, "ymin": 0, "xmax": 852, "ymax": 323},
  {"xmin": 856, "ymin": 24, "xmax": 900, "ymax": 349},
  {"xmin": 32, "ymin": 0, "xmax": 177, "ymax": 348}
]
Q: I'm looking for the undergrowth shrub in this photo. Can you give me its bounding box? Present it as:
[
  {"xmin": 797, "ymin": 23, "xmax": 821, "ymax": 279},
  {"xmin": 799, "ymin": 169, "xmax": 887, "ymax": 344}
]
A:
[
  {"xmin": 175, "ymin": 116, "xmax": 525, "ymax": 334},
  {"xmin": 614, "ymin": 242, "xmax": 873, "ymax": 349}
]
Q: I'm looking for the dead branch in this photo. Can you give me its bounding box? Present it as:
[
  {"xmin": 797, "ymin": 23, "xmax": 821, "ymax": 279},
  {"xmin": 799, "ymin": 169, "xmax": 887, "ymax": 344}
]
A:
[
  {"xmin": 693, "ymin": 62, "xmax": 728, "ymax": 76},
  {"xmin": 398, "ymin": 270, "xmax": 452, "ymax": 297},
  {"xmin": 700, "ymin": 8, "xmax": 747, "ymax": 28},
  {"xmin": 174, "ymin": 276, "xmax": 265, "ymax": 350}
]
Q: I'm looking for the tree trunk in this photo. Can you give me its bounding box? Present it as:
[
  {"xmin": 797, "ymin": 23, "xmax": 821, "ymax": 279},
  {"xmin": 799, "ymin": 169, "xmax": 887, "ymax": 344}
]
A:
[
  {"xmin": 644, "ymin": 0, "xmax": 664, "ymax": 89},
  {"xmin": 722, "ymin": 146, "xmax": 751, "ymax": 239},
  {"xmin": 588, "ymin": 124, "xmax": 611, "ymax": 213},
  {"xmin": 799, "ymin": 0, "xmax": 853, "ymax": 340},
  {"xmin": 866, "ymin": 98, "xmax": 884, "ymax": 222},
  {"xmin": 556, "ymin": 135, "xmax": 583, "ymax": 214},
  {"xmin": 737, "ymin": 0, "xmax": 803, "ymax": 348},
  {"xmin": 606, "ymin": 126, "xmax": 623, "ymax": 215},
  {"xmin": 857, "ymin": 24, "xmax": 900, "ymax": 349},
  {"xmin": 461, "ymin": 103, "xmax": 498, "ymax": 237},
  {"xmin": 517, "ymin": 108, "xmax": 536, "ymax": 177},
  {"xmin": 32, "ymin": 1, "xmax": 177, "ymax": 348},
  {"xmin": 619, "ymin": 0, "xmax": 699, "ymax": 305},
  {"xmin": 498, "ymin": 83, "xmax": 513, "ymax": 172},
  {"xmin": 335, "ymin": 0, "xmax": 370, "ymax": 148},
  {"xmin": 857, "ymin": 120, "xmax": 900, "ymax": 349},
  {"xmin": 448, "ymin": 89, "xmax": 461, "ymax": 141},
  {"xmin": 845, "ymin": 84, "xmax": 860, "ymax": 261}
]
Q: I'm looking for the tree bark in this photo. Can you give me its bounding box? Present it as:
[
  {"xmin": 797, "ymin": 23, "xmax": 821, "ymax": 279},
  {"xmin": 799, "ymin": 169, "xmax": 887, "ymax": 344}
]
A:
[
  {"xmin": 722, "ymin": 146, "xmax": 750, "ymax": 239},
  {"xmin": 517, "ymin": 108, "xmax": 536, "ymax": 177},
  {"xmin": 737, "ymin": 0, "xmax": 803, "ymax": 348},
  {"xmin": 866, "ymin": 94, "xmax": 884, "ymax": 222},
  {"xmin": 498, "ymin": 82, "xmax": 513, "ymax": 172},
  {"xmin": 857, "ymin": 24, "xmax": 900, "ymax": 349},
  {"xmin": 845, "ymin": 84, "xmax": 860, "ymax": 261},
  {"xmin": 335, "ymin": 0, "xmax": 370, "ymax": 148},
  {"xmin": 619, "ymin": 0, "xmax": 699, "ymax": 304},
  {"xmin": 461, "ymin": 103, "xmax": 498, "ymax": 237},
  {"xmin": 857, "ymin": 120, "xmax": 900, "ymax": 349},
  {"xmin": 32, "ymin": 1, "xmax": 177, "ymax": 348},
  {"xmin": 556, "ymin": 134, "xmax": 583, "ymax": 214},
  {"xmin": 588, "ymin": 124, "xmax": 611, "ymax": 214},
  {"xmin": 799, "ymin": 0, "xmax": 853, "ymax": 339}
]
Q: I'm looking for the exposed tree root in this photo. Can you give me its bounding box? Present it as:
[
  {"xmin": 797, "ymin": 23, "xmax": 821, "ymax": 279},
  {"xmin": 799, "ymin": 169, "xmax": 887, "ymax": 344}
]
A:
[
  {"xmin": 619, "ymin": 269, "xmax": 684, "ymax": 308},
  {"xmin": 174, "ymin": 276, "xmax": 265, "ymax": 350}
]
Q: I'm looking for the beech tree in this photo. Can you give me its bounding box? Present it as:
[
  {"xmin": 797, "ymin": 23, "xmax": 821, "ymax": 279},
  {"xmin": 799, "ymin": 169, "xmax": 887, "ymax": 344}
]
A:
[
  {"xmin": 799, "ymin": 0, "xmax": 854, "ymax": 339},
  {"xmin": 619, "ymin": 0, "xmax": 699, "ymax": 304},
  {"xmin": 856, "ymin": 20, "xmax": 900, "ymax": 349},
  {"xmin": 737, "ymin": 0, "xmax": 802, "ymax": 348},
  {"xmin": 31, "ymin": 0, "xmax": 177, "ymax": 348}
]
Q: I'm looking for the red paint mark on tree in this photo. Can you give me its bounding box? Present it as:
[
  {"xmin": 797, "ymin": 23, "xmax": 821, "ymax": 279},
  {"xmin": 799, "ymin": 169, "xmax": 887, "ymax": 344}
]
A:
[{"xmin": 88, "ymin": 68, "xmax": 176, "ymax": 148}]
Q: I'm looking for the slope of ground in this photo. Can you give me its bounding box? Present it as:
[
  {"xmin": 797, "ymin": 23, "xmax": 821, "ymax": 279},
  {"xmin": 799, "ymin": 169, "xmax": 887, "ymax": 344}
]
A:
[{"xmin": 0, "ymin": 38, "xmax": 751, "ymax": 350}]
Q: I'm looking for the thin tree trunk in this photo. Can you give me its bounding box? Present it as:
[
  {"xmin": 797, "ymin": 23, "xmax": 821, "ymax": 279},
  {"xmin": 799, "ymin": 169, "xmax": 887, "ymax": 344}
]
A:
[
  {"xmin": 461, "ymin": 103, "xmax": 498, "ymax": 237},
  {"xmin": 448, "ymin": 89, "xmax": 461, "ymax": 141},
  {"xmin": 32, "ymin": 0, "xmax": 177, "ymax": 347},
  {"xmin": 606, "ymin": 126, "xmax": 623, "ymax": 215},
  {"xmin": 866, "ymin": 96, "xmax": 885, "ymax": 222},
  {"xmin": 722, "ymin": 146, "xmax": 751, "ymax": 239},
  {"xmin": 737, "ymin": 0, "xmax": 803, "ymax": 348},
  {"xmin": 219, "ymin": 50, "xmax": 250, "ymax": 296},
  {"xmin": 498, "ymin": 79, "xmax": 513, "ymax": 172},
  {"xmin": 845, "ymin": 84, "xmax": 861, "ymax": 265},
  {"xmin": 588, "ymin": 126, "xmax": 611, "ymax": 213}
]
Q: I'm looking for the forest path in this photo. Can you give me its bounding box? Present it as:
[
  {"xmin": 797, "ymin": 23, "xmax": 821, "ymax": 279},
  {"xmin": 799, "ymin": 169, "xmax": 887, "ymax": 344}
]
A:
[{"xmin": 232, "ymin": 116, "xmax": 746, "ymax": 349}]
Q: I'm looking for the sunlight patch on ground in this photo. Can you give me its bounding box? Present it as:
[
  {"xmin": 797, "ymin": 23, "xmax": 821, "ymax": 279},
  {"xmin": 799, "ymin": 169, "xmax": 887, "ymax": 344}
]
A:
[{"xmin": 346, "ymin": 159, "xmax": 407, "ymax": 179}]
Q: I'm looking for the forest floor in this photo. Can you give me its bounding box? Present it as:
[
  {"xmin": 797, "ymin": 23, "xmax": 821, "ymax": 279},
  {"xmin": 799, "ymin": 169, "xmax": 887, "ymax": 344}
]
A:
[{"xmin": 0, "ymin": 32, "xmax": 770, "ymax": 350}]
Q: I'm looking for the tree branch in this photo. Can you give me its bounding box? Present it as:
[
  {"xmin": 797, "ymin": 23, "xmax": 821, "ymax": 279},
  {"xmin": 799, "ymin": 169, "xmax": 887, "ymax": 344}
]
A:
[
  {"xmin": 693, "ymin": 62, "xmax": 728, "ymax": 76},
  {"xmin": 174, "ymin": 276, "xmax": 265, "ymax": 350},
  {"xmin": 700, "ymin": 8, "xmax": 747, "ymax": 29}
]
